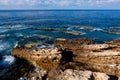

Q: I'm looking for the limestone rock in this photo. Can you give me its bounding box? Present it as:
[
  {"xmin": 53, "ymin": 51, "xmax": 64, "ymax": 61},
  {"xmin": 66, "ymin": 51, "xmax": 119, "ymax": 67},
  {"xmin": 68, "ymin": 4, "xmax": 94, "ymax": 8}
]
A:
[
  {"xmin": 11, "ymin": 47, "xmax": 61, "ymax": 71},
  {"xmin": 57, "ymin": 69, "xmax": 92, "ymax": 80},
  {"xmin": 55, "ymin": 38, "xmax": 120, "ymax": 76},
  {"xmin": 11, "ymin": 38, "xmax": 120, "ymax": 79},
  {"xmin": 93, "ymin": 72, "xmax": 109, "ymax": 80},
  {"xmin": 63, "ymin": 31, "xmax": 85, "ymax": 35},
  {"xmin": 55, "ymin": 38, "xmax": 95, "ymax": 51},
  {"xmin": 101, "ymin": 27, "xmax": 120, "ymax": 35},
  {"xmin": 75, "ymin": 26, "xmax": 96, "ymax": 31}
]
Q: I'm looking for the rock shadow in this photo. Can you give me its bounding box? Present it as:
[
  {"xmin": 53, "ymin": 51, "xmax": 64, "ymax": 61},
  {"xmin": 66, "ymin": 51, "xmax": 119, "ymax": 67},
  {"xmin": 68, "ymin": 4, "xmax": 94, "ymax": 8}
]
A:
[{"xmin": 60, "ymin": 50, "xmax": 74, "ymax": 63}]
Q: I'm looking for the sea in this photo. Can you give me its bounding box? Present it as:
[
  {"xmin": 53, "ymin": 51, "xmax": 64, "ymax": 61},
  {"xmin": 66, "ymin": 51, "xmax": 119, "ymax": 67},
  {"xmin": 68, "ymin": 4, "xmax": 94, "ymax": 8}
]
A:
[{"xmin": 0, "ymin": 10, "xmax": 119, "ymax": 75}]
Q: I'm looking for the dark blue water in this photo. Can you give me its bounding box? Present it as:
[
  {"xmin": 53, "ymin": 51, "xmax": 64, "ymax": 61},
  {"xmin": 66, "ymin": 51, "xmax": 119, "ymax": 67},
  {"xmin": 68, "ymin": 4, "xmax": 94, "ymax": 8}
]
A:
[{"xmin": 0, "ymin": 10, "xmax": 119, "ymax": 71}]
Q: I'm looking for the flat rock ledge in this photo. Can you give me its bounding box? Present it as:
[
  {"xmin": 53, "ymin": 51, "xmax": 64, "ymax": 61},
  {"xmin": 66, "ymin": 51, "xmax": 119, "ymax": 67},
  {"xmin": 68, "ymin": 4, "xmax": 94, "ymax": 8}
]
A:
[
  {"xmin": 11, "ymin": 38, "xmax": 120, "ymax": 80},
  {"xmin": 12, "ymin": 47, "xmax": 61, "ymax": 71}
]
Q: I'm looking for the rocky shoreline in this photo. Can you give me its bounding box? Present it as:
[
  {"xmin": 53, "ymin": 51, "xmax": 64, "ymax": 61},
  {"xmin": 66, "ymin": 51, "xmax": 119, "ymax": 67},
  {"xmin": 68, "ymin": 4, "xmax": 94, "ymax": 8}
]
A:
[{"xmin": 11, "ymin": 38, "xmax": 120, "ymax": 80}]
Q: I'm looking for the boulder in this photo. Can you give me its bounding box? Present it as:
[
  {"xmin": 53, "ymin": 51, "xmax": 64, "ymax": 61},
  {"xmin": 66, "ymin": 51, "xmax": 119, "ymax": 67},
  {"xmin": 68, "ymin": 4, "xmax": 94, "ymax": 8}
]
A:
[
  {"xmin": 57, "ymin": 69, "xmax": 92, "ymax": 80},
  {"xmin": 93, "ymin": 72, "xmax": 109, "ymax": 80}
]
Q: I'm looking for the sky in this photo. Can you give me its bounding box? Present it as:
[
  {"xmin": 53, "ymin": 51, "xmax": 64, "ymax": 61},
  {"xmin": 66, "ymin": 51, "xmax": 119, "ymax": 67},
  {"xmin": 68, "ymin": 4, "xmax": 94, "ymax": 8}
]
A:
[{"xmin": 0, "ymin": 0, "xmax": 120, "ymax": 10}]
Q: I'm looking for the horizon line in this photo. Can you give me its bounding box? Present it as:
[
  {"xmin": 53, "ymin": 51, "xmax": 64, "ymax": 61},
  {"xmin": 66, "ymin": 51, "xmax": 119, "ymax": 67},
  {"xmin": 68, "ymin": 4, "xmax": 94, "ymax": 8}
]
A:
[{"xmin": 0, "ymin": 9, "xmax": 120, "ymax": 11}]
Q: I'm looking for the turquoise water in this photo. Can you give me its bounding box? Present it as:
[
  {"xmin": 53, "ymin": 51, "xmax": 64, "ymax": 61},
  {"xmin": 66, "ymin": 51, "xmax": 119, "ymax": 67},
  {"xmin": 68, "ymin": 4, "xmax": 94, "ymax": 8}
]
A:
[{"xmin": 0, "ymin": 10, "xmax": 119, "ymax": 70}]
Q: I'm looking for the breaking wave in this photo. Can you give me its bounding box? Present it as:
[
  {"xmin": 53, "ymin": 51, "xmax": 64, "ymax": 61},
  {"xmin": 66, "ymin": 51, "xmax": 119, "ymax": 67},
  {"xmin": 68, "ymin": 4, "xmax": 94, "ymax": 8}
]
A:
[{"xmin": 2, "ymin": 55, "xmax": 15, "ymax": 65}]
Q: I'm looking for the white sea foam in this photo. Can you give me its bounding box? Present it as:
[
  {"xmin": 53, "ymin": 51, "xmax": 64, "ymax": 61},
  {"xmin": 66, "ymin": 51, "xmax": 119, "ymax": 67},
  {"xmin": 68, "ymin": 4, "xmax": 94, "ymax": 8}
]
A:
[
  {"xmin": 5, "ymin": 25, "xmax": 23, "ymax": 29},
  {"xmin": 14, "ymin": 41, "xmax": 18, "ymax": 48},
  {"xmin": 2, "ymin": 55, "xmax": 15, "ymax": 65},
  {"xmin": 38, "ymin": 45, "xmax": 46, "ymax": 48},
  {"xmin": 38, "ymin": 44, "xmax": 54, "ymax": 48},
  {"xmin": 18, "ymin": 77, "xmax": 27, "ymax": 80},
  {"xmin": 0, "ymin": 41, "xmax": 10, "ymax": 51},
  {"xmin": 67, "ymin": 27, "xmax": 73, "ymax": 31},
  {"xmin": 5, "ymin": 25, "xmax": 29, "ymax": 31},
  {"xmin": 94, "ymin": 28, "xmax": 103, "ymax": 31}
]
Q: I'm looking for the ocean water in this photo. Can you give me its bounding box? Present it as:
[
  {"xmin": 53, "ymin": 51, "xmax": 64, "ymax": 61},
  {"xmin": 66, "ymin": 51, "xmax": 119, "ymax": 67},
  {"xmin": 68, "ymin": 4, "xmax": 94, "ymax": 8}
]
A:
[{"xmin": 0, "ymin": 10, "xmax": 120, "ymax": 72}]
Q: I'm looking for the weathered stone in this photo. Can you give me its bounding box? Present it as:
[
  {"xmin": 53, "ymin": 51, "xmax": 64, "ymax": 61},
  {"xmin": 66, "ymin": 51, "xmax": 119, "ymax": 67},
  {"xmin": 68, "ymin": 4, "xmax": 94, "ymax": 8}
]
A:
[
  {"xmin": 63, "ymin": 31, "xmax": 85, "ymax": 35},
  {"xmin": 11, "ymin": 47, "xmax": 61, "ymax": 71},
  {"xmin": 75, "ymin": 26, "xmax": 96, "ymax": 31},
  {"xmin": 57, "ymin": 69, "xmax": 92, "ymax": 80},
  {"xmin": 93, "ymin": 72, "xmax": 109, "ymax": 80},
  {"xmin": 55, "ymin": 38, "xmax": 120, "ymax": 76},
  {"xmin": 24, "ymin": 42, "xmax": 38, "ymax": 48},
  {"xmin": 11, "ymin": 38, "xmax": 120, "ymax": 79},
  {"xmin": 48, "ymin": 67, "xmax": 62, "ymax": 80},
  {"xmin": 55, "ymin": 38, "xmax": 95, "ymax": 51},
  {"xmin": 101, "ymin": 27, "xmax": 120, "ymax": 35}
]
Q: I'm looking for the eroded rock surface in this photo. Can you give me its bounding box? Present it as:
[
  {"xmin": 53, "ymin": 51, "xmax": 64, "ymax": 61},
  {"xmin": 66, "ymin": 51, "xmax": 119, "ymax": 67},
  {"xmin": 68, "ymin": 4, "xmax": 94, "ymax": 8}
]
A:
[
  {"xmin": 11, "ymin": 38, "xmax": 120, "ymax": 80},
  {"xmin": 57, "ymin": 69, "xmax": 92, "ymax": 80},
  {"xmin": 93, "ymin": 72, "xmax": 109, "ymax": 80},
  {"xmin": 12, "ymin": 47, "xmax": 61, "ymax": 71},
  {"xmin": 55, "ymin": 38, "xmax": 120, "ymax": 77}
]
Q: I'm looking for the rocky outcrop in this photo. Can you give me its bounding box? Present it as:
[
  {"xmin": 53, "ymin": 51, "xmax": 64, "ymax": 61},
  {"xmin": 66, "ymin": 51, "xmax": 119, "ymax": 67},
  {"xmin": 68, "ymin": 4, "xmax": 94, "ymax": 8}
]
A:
[
  {"xmin": 101, "ymin": 27, "xmax": 120, "ymax": 35},
  {"xmin": 93, "ymin": 72, "xmax": 109, "ymax": 80},
  {"xmin": 0, "ymin": 58, "xmax": 36, "ymax": 80},
  {"xmin": 75, "ymin": 26, "xmax": 96, "ymax": 31},
  {"xmin": 11, "ymin": 38, "xmax": 120, "ymax": 80},
  {"xmin": 62, "ymin": 31, "xmax": 85, "ymax": 35},
  {"xmin": 57, "ymin": 69, "xmax": 111, "ymax": 80},
  {"xmin": 55, "ymin": 38, "xmax": 95, "ymax": 50},
  {"xmin": 57, "ymin": 69, "xmax": 92, "ymax": 80},
  {"xmin": 12, "ymin": 47, "xmax": 61, "ymax": 71},
  {"xmin": 35, "ymin": 27, "xmax": 85, "ymax": 36},
  {"xmin": 55, "ymin": 38, "xmax": 120, "ymax": 77}
]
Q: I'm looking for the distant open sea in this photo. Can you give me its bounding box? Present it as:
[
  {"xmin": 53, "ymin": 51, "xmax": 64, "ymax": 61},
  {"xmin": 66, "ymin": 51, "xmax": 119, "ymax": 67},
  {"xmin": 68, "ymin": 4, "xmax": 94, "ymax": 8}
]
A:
[{"xmin": 0, "ymin": 10, "xmax": 120, "ymax": 73}]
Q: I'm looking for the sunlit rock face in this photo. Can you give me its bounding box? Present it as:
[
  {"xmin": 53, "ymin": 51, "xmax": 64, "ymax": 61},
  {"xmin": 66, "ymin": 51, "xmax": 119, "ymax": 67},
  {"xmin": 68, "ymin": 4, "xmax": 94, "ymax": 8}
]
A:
[
  {"xmin": 11, "ymin": 38, "xmax": 120, "ymax": 80},
  {"xmin": 93, "ymin": 72, "xmax": 110, "ymax": 80},
  {"xmin": 55, "ymin": 38, "xmax": 120, "ymax": 76},
  {"xmin": 57, "ymin": 69, "xmax": 93, "ymax": 80},
  {"xmin": 11, "ymin": 47, "xmax": 62, "ymax": 71}
]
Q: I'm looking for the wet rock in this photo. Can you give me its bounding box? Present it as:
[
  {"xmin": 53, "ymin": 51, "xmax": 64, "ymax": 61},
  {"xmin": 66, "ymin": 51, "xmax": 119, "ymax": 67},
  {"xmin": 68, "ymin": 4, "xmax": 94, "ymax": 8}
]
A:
[
  {"xmin": 17, "ymin": 35, "xmax": 52, "ymax": 48},
  {"xmin": 37, "ymin": 28, "xmax": 59, "ymax": 31},
  {"xmin": 55, "ymin": 38, "xmax": 95, "ymax": 51},
  {"xmin": 63, "ymin": 31, "xmax": 85, "ymax": 35},
  {"xmin": 101, "ymin": 27, "xmax": 120, "ymax": 35},
  {"xmin": 0, "ymin": 57, "xmax": 35, "ymax": 80},
  {"xmin": 24, "ymin": 42, "xmax": 39, "ymax": 48},
  {"xmin": 18, "ymin": 68, "xmax": 47, "ymax": 80},
  {"xmin": 93, "ymin": 72, "xmax": 109, "ymax": 80},
  {"xmin": 75, "ymin": 26, "xmax": 96, "ymax": 31},
  {"xmin": 36, "ymin": 27, "xmax": 65, "ymax": 32}
]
